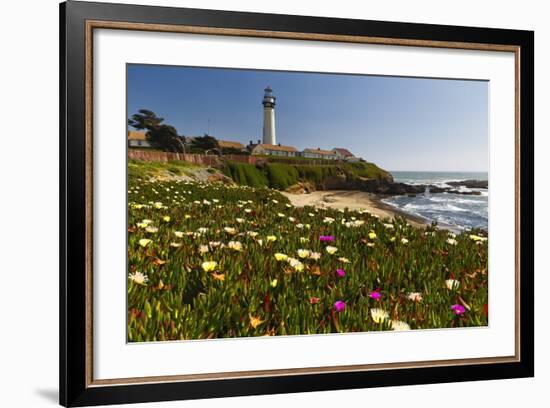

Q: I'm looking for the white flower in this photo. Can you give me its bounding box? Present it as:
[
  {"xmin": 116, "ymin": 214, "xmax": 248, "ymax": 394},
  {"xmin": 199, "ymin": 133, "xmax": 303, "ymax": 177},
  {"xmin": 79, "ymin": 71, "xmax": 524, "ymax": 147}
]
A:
[
  {"xmin": 447, "ymin": 238, "xmax": 458, "ymax": 245},
  {"xmin": 296, "ymin": 223, "xmax": 304, "ymax": 229},
  {"xmin": 391, "ymin": 320, "xmax": 411, "ymax": 331},
  {"xmin": 309, "ymin": 252, "xmax": 321, "ymax": 260},
  {"xmin": 338, "ymin": 257, "xmax": 350, "ymax": 263},
  {"xmin": 246, "ymin": 231, "xmax": 259, "ymax": 238},
  {"xmin": 128, "ymin": 271, "xmax": 148, "ymax": 285},
  {"xmin": 401, "ymin": 238, "xmax": 409, "ymax": 244},
  {"xmin": 323, "ymin": 217, "xmax": 335, "ymax": 224},
  {"xmin": 236, "ymin": 218, "xmax": 245, "ymax": 223},
  {"xmin": 297, "ymin": 249, "xmax": 310, "ymax": 259},
  {"xmin": 224, "ymin": 227, "xmax": 237, "ymax": 235},
  {"xmin": 407, "ymin": 292, "xmax": 423, "ymax": 302},
  {"xmin": 445, "ymin": 279, "xmax": 460, "ymax": 290},
  {"xmin": 199, "ymin": 245, "xmax": 209, "ymax": 254},
  {"xmin": 325, "ymin": 246, "xmax": 338, "ymax": 255},
  {"xmin": 370, "ymin": 308, "xmax": 390, "ymax": 323}
]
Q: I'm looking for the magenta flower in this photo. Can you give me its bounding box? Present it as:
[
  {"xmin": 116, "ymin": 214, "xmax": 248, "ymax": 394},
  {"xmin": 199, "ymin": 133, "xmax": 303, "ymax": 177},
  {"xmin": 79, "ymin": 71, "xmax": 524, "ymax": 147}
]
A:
[
  {"xmin": 451, "ymin": 304, "xmax": 466, "ymax": 315},
  {"xmin": 336, "ymin": 268, "xmax": 346, "ymax": 278},
  {"xmin": 333, "ymin": 300, "xmax": 346, "ymax": 312},
  {"xmin": 369, "ymin": 291, "xmax": 382, "ymax": 300},
  {"xmin": 319, "ymin": 235, "xmax": 335, "ymax": 242}
]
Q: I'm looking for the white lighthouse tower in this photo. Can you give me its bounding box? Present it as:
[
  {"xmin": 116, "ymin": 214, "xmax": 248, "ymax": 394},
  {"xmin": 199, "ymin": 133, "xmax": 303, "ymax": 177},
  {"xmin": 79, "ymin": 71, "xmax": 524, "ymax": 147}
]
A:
[{"xmin": 262, "ymin": 86, "xmax": 276, "ymax": 145}]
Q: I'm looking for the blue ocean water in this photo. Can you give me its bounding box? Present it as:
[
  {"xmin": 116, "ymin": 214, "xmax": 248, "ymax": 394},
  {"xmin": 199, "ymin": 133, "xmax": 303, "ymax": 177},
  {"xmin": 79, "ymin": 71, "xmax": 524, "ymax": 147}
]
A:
[{"xmin": 382, "ymin": 171, "xmax": 488, "ymax": 231}]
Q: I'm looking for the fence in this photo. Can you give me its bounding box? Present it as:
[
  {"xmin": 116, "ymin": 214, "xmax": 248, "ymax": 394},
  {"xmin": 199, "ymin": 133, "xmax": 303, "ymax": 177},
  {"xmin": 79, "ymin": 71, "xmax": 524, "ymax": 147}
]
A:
[{"xmin": 128, "ymin": 149, "xmax": 264, "ymax": 166}]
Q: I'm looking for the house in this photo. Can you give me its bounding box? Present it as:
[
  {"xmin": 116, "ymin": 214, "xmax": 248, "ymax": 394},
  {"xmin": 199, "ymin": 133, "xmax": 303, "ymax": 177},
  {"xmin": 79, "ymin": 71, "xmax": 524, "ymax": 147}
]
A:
[
  {"xmin": 333, "ymin": 147, "xmax": 361, "ymax": 162},
  {"xmin": 128, "ymin": 131, "xmax": 151, "ymax": 148},
  {"xmin": 218, "ymin": 140, "xmax": 246, "ymax": 153},
  {"xmin": 250, "ymin": 143, "xmax": 298, "ymax": 157},
  {"xmin": 302, "ymin": 148, "xmax": 338, "ymax": 160}
]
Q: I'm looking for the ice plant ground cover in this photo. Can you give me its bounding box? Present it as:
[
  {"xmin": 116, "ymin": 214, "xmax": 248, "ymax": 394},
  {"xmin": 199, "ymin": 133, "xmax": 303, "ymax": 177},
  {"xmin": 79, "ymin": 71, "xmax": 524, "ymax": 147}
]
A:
[{"xmin": 127, "ymin": 177, "xmax": 488, "ymax": 342}]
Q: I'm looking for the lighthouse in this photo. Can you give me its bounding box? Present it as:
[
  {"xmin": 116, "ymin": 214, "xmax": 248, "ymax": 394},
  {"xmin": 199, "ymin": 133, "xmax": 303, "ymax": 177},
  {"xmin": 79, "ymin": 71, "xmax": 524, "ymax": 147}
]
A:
[{"xmin": 262, "ymin": 86, "xmax": 276, "ymax": 145}]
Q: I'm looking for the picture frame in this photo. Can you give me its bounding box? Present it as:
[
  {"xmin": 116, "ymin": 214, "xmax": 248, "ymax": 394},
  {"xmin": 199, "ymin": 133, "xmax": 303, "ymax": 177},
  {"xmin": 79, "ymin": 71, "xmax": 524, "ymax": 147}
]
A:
[{"xmin": 60, "ymin": 0, "xmax": 534, "ymax": 406}]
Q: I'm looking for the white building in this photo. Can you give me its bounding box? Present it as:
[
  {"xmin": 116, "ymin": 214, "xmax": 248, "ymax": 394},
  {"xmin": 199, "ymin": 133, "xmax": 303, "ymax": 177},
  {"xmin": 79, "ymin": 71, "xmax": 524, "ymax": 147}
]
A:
[
  {"xmin": 302, "ymin": 148, "xmax": 338, "ymax": 160},
  {"xmin": 262, "ymin": 86, "xmax": 276, "ymax": 145},
  {"xmin": 251, "ymin": 143, "xmax": 297, "ymax": 157}
]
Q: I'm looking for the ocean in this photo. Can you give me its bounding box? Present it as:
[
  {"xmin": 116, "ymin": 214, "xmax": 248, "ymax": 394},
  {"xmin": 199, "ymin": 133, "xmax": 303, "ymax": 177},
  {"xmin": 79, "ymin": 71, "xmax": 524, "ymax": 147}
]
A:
[{"xmin": 382, "ymin": 171, "xmax": 488, "ymax": 231}]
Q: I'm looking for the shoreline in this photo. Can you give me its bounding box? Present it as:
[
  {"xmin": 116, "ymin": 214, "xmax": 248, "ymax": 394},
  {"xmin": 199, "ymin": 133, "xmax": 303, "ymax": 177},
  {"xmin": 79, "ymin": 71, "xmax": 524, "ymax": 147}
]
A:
[{"xmin": 281, "ymin": 190, "xmax": 428, "ymax": 228}]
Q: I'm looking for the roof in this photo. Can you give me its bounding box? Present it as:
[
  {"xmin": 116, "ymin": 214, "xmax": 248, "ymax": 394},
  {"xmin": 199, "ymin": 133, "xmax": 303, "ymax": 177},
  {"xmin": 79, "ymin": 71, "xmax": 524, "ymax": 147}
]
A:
[
  {"xmin": 333, "ymin": 148, "xmax": 354, "ymax": 157},
  {"xmin": 218, "ymin": 140, "xmax": 245, "ymax": 149},
  {"xmin": 128, "ymin": 130, "xmax": 147, "ymax": 141},
  {"xmin": 254, "ymin": 144, "xmax": 297, "ymax": 153},
  {"xmin": 303, "ymin": 148, "xmax": 337, "ymax": 156}
]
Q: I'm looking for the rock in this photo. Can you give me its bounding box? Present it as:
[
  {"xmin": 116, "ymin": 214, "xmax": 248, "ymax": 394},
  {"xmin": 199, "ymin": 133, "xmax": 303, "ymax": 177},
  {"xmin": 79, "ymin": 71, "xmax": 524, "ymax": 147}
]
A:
[{"xmin": 447, "ymin": 179, "xmax": 488, "ymax": 189}]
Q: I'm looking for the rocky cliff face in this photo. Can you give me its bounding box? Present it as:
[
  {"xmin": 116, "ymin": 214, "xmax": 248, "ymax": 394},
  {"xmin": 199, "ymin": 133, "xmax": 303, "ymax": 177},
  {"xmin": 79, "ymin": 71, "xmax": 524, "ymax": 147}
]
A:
[{"xmin": 293, "ymin": 174, "xmax": 485, "ymax": 196}]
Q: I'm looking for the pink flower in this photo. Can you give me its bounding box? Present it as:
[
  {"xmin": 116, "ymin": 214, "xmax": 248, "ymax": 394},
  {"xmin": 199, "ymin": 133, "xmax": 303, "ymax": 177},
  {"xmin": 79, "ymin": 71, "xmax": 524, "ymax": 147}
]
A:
[
  {"xmin": 333, "ymin": 300, "xmax": 346, "ymax": 312},
  {"xmin": 451, "ymin": 304, "xmax": 466, "ymax": 315},
  {"xmin": 369, "ymin": 291, "xmax": 382, "ymax": 300},
  {"xmin": 336, "ymin": 268, "xmax": 346, "ymax": 278},
  {"xmin": 309, "ymin": 297, "xmax": 320, "ymax": 305},
  {"xmin": 319, "ymin": 235, "xmax": 335, "ymax": 242}
]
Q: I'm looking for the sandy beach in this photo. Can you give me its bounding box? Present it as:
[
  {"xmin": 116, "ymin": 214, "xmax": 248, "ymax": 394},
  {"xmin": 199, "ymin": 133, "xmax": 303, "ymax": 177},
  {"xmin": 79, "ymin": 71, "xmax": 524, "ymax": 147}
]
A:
[{"xmin": 281, "ymin": 190, "xmax": 428, "ymax": 228}]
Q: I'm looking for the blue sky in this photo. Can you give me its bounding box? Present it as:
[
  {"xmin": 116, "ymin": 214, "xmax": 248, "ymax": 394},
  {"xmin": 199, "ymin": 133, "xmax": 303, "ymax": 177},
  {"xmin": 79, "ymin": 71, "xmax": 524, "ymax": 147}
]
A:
[{"xmin": 127, "ymin": 64, "xmax": 488, "ymax": 172}]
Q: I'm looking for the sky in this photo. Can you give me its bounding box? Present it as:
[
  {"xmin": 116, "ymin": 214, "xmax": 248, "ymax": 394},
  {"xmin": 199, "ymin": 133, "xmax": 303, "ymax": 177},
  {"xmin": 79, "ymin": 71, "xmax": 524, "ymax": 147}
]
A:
[{"xmin": 127, "ymin": 64, "xmax": 488, "ymax": 172}]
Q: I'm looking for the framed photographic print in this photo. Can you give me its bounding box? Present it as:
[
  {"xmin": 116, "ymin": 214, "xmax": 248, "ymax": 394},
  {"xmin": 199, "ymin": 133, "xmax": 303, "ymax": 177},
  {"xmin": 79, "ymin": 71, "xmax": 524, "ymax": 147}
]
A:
[{"xmin": 60, "ymin": 0, "xmax": 534, "ymax": 406}]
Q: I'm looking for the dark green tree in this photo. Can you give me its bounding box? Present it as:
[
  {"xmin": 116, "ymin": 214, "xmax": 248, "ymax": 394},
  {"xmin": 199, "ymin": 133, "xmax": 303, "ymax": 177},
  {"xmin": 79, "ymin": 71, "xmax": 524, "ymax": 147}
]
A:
[
  {"xmin": 128, "ymin": 109, "xmax": 184, "ymax": 152},
  {"xmin": 190, "ymin": 134, "xmax": 220, "ymax": 153}
]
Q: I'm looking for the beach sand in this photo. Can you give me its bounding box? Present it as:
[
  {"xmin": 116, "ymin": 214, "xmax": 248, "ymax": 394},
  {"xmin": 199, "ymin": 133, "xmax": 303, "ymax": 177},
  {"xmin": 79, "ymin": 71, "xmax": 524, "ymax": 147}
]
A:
[{"xmin": 281, "ymin": 190, "xmax": 428, "ymax": 228}]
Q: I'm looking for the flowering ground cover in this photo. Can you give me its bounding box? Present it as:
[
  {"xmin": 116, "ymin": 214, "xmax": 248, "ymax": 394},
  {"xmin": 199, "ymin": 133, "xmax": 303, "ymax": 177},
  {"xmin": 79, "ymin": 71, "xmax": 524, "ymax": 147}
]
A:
[{"xmin": 127, "ymin": 175, "xmax": 488, "ymax": 342}]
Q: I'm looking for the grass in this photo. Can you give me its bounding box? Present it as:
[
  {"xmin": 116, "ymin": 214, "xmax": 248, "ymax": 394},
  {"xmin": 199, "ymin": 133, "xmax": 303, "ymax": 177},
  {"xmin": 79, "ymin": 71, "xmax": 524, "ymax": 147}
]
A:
[
  {"xmin": 127, "ymin": 174, "xmax": 488, "ymax": 342},
  {"xmin": 221, "ymin": 160, "xmax": 391, "ymax": 189},
  {"xmin": 128, "ymin": 159, "xmax": 198, "ymax": 179}
]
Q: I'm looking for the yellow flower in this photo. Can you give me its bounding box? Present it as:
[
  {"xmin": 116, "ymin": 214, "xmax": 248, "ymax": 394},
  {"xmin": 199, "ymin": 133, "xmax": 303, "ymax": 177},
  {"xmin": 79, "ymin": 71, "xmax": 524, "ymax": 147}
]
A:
[
  {"xmin": 270, "ymin": 278, "xmax": 278, "ymax": 288},
  {"xmin": 274, "ymin": 253, "xmax": 288, "ymax": 261},
  {"xmin": 325, "ymin": 246, "xmax": 338, "ymax": 255},
  {"xmin": 201, "ymin": 261, "xmax": 218, "ymax": 272},
  {"xmin": 447, "ymin": 238, "xmax": 458, "ymax": 245},
  {"xmin": 249, "ymin": 314, "xmax": 265, "ymax": 329},
  {"xmin": 368, "ymin": 231, "xmax": 377, "ymax": 240},
  {"xmin": 138, "ymin": 238, "xmax": 152, "ymax": 247},
  {"xmin": 277, "ymin": 212, "xmax": 285, "ymax": 218},
  {"xmin": 401, "ymin": 238, "xmax": 409, "ymax": 244},
  {"xmin": 288, "ymin": 258, "xmax": 304, "ymax": 272},
  {"xmin": 297, "ymin": 249, "xmax": 310, "ymax": 259},
  {"xmin": 162, "ymin": 216, "xmax": 171, "ymax": 222},
  {"xmin": 174, "ymin": 231, "xmax": 184, "ymax": 238},
  {"xmin": 338, "ymin": 257, "xmax": 350, "ymax": 263},
  {"xmin": 236, "ymin": 218, "xmax": 245, "ymax": 223},
  {"xmin": 145, "ymin": 226, "xmax": 158, "ymax": 233},
  {"xmin": 128, "ymin": 271, "xmax": 148, "ymax": 285},
  {"xmin": 228, "ymin": 241, "xmax": 243, "ymax": 251},
  {"xmin": 266, "ymin": 235, "xmax": 277, "ymax": 242},
  {"xmin": 184, "ymin": 214, "xmax": 191, "ymax": 219},
  {"xmin": 153, "ymin": 202, "xmax": 163, "ymax": 209},
  {"xmin": 469, "ymin": 234, "xmax": 488, "ymax": 242},
  {"xmin": 370, "ymin": 308, "xmax": 389, "ymax": 323},
  {"xmin": 170, "ymin": 242, "xmax": 182, "ymax": 248}
]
